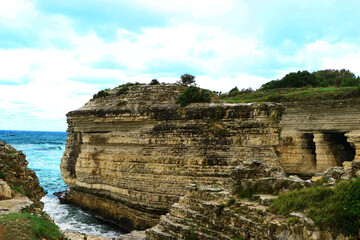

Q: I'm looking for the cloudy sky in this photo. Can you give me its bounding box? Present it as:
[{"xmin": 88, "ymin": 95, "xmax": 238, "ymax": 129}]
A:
[{"xmin": 1, "ymin": 0, "xmax": 360, "ymax": 131}]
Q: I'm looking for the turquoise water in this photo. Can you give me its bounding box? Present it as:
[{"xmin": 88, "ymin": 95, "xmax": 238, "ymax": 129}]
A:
[{"xmin": 0, "ymin": 130, "xmax": 123, "ymax": 237}]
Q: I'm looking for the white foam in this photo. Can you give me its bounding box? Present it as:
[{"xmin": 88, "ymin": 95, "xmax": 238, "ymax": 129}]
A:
[{"xmin": 42, "ymin": 196, "xmax": 123, "ymax": 238}]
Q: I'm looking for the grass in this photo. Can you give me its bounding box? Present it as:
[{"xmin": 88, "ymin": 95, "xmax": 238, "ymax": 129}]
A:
[
  {"xmin": 222, "ymin": 86, "xmax": 360, "ymax": 103},
  {"xmin": 270, "ymin": 178, "xmax": 360, "ymax": 237},
  {"xmin": 0, "ymin": 213, "xmax": 64, "ymax": 240},
  {"xmin": 11, "ymin": 185, "xmax": 25, "ymax": 196}
]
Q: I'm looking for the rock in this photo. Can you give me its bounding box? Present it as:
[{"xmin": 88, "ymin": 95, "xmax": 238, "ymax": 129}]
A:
[
  {"xmin": 231, "ymin": 160, "xmax": 308, "ymax": 195},
  {"xmin": 0, "ymin": 193, "xmax": 33, "ymax": 215},
  {"xmin": 0, "ymin": 142, "xmax": 5, "ymax": 146},
  {"xmin": 0, "ymin": 179, "xmax": 12, "ymax": 199},
  {"xmin": 342, "ymin": 161, "xmax": 352, "ymax": 171},
  {"xmin": 61, "ymin": 231, "xmax": 113, "ymax": 240},
  {"xmin": 352, "ymin": 160, "xmax": 360, "ymax": 169},
  {"xmin": 115, "ymin": 230, "xmax": 146, "ymax": 240},
  {"xmin": 231, "ymin": 160, "xmax": 286, "ymax": 181},
  {"xmin": 311, "ymin": 176, "xmax": 323, "ymax": 182},
  {"xmin": 53, "ymin": 189, "xmax": 70, "ymax": 204},
  {"xmin": 0, "ymin": 142, "xmax": 45, "ymax": 207},
  {"xmin": 325, "ymin": 167, "xmax": 347, "ymax": 180}
]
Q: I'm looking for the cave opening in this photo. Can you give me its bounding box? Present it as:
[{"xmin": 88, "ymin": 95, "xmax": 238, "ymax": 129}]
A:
[
  {"xmin": 302, "ymin": 133, "xmax": 316, "ymax": 167},
  {"xmin": 323, "ymin": 132, "xmax": 355, "ymax": 165}
]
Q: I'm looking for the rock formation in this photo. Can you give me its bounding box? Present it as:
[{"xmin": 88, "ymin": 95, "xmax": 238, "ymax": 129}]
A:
[
  {"xmin": 146, "ymin": 160, "xmax": 349, "ymax": 240},
  {"xmin": 279, "ymin": 100, "xmax": 360, "ymax": 176},
  {"xmin": 60, "ymin": 84, "xmax": 360, "ymax": 234},
  {"xmin": 60, "ymin": 84, "xmax": 282, "ymax": 230},
  {"xmin": 0, "ymin": 141, "xmax": 45, "ymax": 208}
]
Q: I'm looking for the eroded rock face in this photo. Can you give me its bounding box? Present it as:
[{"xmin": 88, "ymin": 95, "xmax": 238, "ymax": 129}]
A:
[
  {"xmin": 60, "ymin": 84, "xmax": 282, "ymax": 230},
  {"xmin": 230, "ymin": 160, "xmax": 311, "ymax": 196},
  {"xmin": 0, "ymin": 141, "xmax": 45, "ymax": 207},
  {"xmin": 145, "ymin": 161, "xmax": 347, "ymax": 240},
  {"xmin": 279, "ymin": 100, "xmax": 360, "ymax": 176}
]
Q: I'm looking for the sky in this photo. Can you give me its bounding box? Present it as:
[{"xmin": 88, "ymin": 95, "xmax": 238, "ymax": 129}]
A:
[{"xmin": 1, "ymin": 0, "xmax": 360, "ymax": 131}]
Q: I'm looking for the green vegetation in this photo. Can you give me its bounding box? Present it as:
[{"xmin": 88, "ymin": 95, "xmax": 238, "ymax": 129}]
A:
[
  {"xmin": 92, "ymin": 89, "xmax": 110, "ymax": 99},
  {"xmin": 149, "ymin": 79, "xmax": 160, "ymax": 85},
  {"xmin": 5, "ymin": 150, "xmax": 16, "ymax": 154},
  {"xmin": 176, "ymin": 86, "xmax": 211, "ymax": 107},
  {"xmin": 178, "ymin": 74, "xmax": 196, "ymax": 86},
  {"xmin": 260, "ymin": 69, "xmax": 358, "ymax": 90},
  {"xmin": 270, "ymin": 178, "xmax": 360, "ymax": 237},
  {"xmin": 0, "ymin": 213, "xmax": 63, "ymax": 240},
  {"xmin": 116, "ymin": 82, "xmax": 144, "ymax": 95},
  {"xmin": 11, "ymin": 185, "xmax": 25, "ymax": 196},
  {"xmin": 222, "ymin": 69, "xmax": 360, "ymax": 103},
  {"xmin": 223, "ymin": 86, "xmax": 360, "ymax": 103},
  {"xmin": 216, "ymin": 198, "xmax": 236, "ymax": 217},
  {"xmin": 287, "ymin": 217, "xmax": 299, "ymax": 226}
]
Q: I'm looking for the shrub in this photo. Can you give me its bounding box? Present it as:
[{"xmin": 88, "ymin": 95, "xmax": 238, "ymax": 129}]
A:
[
  {"xmin": 149, "ymin": 79, "xmax": 160, "ymax": 85},
  {"xmin": 176, "ymin": 86, "xmax": 211, "ymax": 107},
  {"xmin": 93, "ymin": 89, "xmax": 110, "ymax": 99},
  {"xmin": 117, "ymin": 86, "xmax": 129, "ymax": 95},
  {"xmin": 270, "ymin": 178, "xmax": 360, "ymax": 237},
  {"xmin": 228, "ymin": 87, "xmax": 240, "ymax": 96}
]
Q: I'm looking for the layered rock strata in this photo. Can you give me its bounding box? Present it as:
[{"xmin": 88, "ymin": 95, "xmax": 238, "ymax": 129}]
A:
[
  {"xmin": 60, "ymin": 84, "xmax": 282, "ymax": 230},
  {"xmin": 0, "ymin": 141, "xmax": 45, "ymax": 207},
  {"xmin": 146, "ymin": 160, "xmax": 349, "ymax": 240},
  {"xmin": 279, "ymin": 99, "xmax": 360, "ymax": 176}
]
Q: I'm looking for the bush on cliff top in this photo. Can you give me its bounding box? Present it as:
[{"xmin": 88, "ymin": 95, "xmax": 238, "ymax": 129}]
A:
[
  {"xmin": 176, "ymin": 86, "xmax": 211, "ymax": 107},
  {"xmin": 270, "ymin": 178, "xmax": 360, "ymax": 237},
  {"xmin": 92, "ymin": 89, "xmax": 110, "ymax": 99}
]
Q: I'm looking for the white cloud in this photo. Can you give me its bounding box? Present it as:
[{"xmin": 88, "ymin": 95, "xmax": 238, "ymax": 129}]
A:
[
  {"xmin": 131, "ymin": 0, "xmax": 234, "ymax": 18},
  {"xmin": 0, "ymin": 0, "xmax": 33, "ymax": 19},
  {"xmin": 196, "ymin": 73, "xmax": 270, "ymax": 93}
]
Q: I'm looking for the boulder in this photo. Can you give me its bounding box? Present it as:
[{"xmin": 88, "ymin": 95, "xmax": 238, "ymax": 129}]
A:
[{"xmin": 0, "ymin": 180, "xmax": 12, "ymax": 200}]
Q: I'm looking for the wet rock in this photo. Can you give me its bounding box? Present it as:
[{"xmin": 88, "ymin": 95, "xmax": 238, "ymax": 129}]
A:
[{"xmin": 54, "ymin": 189, "xmax": 70, "ymax": 204}]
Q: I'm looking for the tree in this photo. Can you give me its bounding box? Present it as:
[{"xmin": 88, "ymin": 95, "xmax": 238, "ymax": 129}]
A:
[
  {"xmin": 150, "ymin": 79, "xmax": 160, "ymax": 85},
  {"xmin": 179, "ymin": 74, "xmax": 196, "ymax": 86},
  {"xmin": 228, "ymin": 87, "xmax": 240, "ymax": 96}
]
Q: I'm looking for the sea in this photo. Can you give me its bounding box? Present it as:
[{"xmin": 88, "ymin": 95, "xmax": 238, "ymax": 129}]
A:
[{"xmin": 0, "ymin": 130, "xmax": 123, "ymax": 238}]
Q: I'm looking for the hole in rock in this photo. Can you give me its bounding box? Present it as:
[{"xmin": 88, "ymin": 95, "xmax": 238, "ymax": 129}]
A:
[{"xmin": 323, "ymin": 132, "xmax": 355, "ymax": 165}]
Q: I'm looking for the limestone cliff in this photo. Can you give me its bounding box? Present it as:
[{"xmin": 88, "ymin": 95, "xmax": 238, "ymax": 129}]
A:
[
  {"xmin": 0, "ymin": 141, "xmax": 45, "ymax": 208},
  {"xmin": 60, "ymin": 84, "xmax": 282, "ymax": 230},
  {"xmin": 278, "ymin": 99, "xmax": 360, "ymax": 176}
]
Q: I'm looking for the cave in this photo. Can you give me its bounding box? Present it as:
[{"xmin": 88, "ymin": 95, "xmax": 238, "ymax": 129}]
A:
[
  {"xmin": 323, "ymin": 132, "xmax": 355, "ymax": 165},
  {"xmin": 302, "ymin": 133, "xmax": 316, "ymax": 167}
]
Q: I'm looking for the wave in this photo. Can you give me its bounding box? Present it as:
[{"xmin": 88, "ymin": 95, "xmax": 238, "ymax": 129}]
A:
[{"xmin": 42, "ymin": 196, "xmax": 123, "ymax": 238}]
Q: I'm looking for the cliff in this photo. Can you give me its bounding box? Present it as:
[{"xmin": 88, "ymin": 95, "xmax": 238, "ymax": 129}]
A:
[
  {"xmin": 60, "ymin": 84, "xmax": 360, "ymax": 235},
  {"xmin": 60, "ymin": 84, "xmax": 282, "ymax": 231},
  {"xmin": 0, "ymin": 141, "xmax": 45, "ymax": 208}
]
